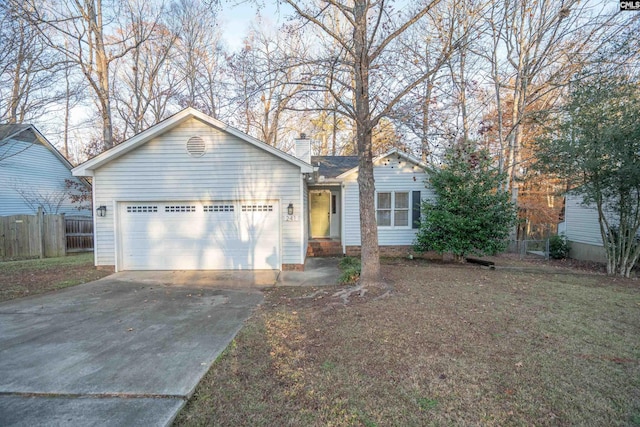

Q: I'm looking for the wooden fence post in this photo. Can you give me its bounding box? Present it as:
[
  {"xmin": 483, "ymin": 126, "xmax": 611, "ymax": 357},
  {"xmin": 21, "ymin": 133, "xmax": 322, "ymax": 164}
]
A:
[{"xmin": 38, "ymin": 207, "xmax": 45, "ymax": 259}]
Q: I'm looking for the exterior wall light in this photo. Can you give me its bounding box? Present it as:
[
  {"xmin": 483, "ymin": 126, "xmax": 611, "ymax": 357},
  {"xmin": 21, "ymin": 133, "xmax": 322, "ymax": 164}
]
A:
[
  {"xmin": 287, "ymin": 203, "xmax": 294, "ymax": 215},
  {"xmin": 96, "ymin": 205, "xmax": 107, "ymax": 217}
]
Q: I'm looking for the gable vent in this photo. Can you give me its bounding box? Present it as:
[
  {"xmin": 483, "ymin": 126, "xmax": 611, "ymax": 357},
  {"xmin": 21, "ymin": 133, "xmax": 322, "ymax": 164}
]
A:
[{"xmin": 186, "ymin": 136, "xmax": 206, "ymax": 157}]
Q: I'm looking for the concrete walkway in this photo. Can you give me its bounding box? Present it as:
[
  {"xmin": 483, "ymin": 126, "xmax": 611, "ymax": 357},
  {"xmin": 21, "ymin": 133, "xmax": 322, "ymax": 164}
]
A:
[
  {"xmin": 277, "ymin": 257, "xmax": 342, "ymax": 287},
  {"xmin": 0, "ymin": 258, "xmax": 340, "ymax": 426},
  {"xmin": 104, "ymin": 257, "xmax": 342, "ymax": 289}
]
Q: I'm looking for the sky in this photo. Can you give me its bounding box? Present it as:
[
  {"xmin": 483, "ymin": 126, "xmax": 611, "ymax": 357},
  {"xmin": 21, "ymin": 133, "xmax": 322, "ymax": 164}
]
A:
[{"xmin": 218, "ymin": 1, "xmax": 292, "ymax": 51}]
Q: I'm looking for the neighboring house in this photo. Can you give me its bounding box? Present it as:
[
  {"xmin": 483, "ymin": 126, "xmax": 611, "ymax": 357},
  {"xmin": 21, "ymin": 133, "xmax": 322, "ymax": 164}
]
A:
[
  {"xmin": 0, "ymin": 124, "xmax": 90, "ymax": 216},
  {"xmin": 72, "ymin": 108, "xmax": 432, "ymax": 272},
  {"xmin": 559, "ymin": 192, "xmax": 609, "ymax": 263}
]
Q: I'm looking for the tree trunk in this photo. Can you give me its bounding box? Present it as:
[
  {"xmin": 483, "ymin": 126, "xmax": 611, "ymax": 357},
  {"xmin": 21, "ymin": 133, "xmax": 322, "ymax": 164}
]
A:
[
  {"xmin": 331, "ymin": 108, "xmax": 338, "ymax": 156},
  {"xmin": 421, "ymin": 82, "xmax": 432, "ymax": 162},
  {"xmin": 8, "ymin": 22, "xmax": 25, "ymax": 124},
  {"xmin": 356, "ymin": 130, "xmax": 381, "ymax": 283},
  {"xmin": 353, "ymin": 0, "xmax": 381, "ymax": 284},
  {"xmin": 93, "ymin": 0, "xmax": 113, "ymax": 149}
]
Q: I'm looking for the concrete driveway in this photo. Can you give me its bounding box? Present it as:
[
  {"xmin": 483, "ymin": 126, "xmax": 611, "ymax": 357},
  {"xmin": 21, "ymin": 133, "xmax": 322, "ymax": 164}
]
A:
[{"xmin": 0, "ymin": 273, "xmax": 264, "ymax": 426}]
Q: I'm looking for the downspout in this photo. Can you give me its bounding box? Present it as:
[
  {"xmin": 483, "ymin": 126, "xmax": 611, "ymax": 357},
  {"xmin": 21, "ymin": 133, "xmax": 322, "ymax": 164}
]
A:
[
  {"xmin": 341, "ymin": 182, "xmax": 346, "ymax": 255},
  {"xmin": 300, "ymin": 175, "xmax": 305, "ymax": 266}
]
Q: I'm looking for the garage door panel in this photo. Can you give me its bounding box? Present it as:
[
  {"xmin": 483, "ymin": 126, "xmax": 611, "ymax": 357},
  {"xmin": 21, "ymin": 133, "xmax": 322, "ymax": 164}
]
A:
[{"xmin": 119, "ymin": 202, "xmax": 279, "ymax": 270}]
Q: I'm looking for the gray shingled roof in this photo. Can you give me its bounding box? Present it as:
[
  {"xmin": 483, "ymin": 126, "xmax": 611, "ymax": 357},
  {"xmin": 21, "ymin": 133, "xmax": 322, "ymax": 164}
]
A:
[
  {"xmin": 311, "ymin": 156, "xmax": 359, "ymax": 179},
  {"xmin": 0, "ymin": 124, "xmax": 34, "ymax": 142}
]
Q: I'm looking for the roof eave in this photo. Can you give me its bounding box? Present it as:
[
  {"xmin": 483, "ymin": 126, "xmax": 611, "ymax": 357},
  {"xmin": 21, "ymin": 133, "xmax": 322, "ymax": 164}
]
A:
[
  {"xmin": 71, "ymin": 107, "xmax": 314, "ymax": 176},
  {"xmin": 336, "ymin": 148, "xmax": 428, "ymax": 179}
]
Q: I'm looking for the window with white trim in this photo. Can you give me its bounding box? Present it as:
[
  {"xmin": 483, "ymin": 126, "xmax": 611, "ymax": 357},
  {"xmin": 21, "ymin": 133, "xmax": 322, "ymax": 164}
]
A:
[{"xmin": 376, "ymin": 192, "xmax": 409, "ymax": 227}]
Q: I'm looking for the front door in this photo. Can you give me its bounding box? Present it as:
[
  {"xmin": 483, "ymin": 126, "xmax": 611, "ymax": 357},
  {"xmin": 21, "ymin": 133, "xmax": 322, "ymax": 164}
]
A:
[{"xmin": 310, "ymin": 191, "xmax": 330, "ymax": 238}]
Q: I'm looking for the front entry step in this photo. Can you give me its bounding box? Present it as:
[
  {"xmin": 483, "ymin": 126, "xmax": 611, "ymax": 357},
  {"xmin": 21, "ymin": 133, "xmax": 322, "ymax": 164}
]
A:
[{"xmin": 307, "ymin": 240, "xmax": 343, "ymax": 257}]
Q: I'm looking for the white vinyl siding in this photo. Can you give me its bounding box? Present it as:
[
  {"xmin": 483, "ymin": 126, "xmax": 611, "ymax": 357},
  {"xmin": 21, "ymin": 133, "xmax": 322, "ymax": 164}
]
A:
[
  {"xmin": 0, "ymin": 139, "xmax": 89, "ymax": 216},
  {"xmin": 343, "ymin": 155, "xmax": 434, "ymax": 246},
  {"xmin": 564, "ymin": 192, "xmax": 603, "ymax": 246},
  {"xmin": 92, "ymin": 117, "xmax": 303, "ymax": 268},
  {"xmin": 302, "ymin": 180, "xmax": 309, "ymax": 260}
]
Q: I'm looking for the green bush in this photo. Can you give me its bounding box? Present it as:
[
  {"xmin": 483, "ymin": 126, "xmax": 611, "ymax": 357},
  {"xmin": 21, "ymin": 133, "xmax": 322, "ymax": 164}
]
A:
[
  {"xmin": 549, "ymin": 234, "xmax": 570, "ymax": 259},
  {"xmin": 414, "ymin": 141, "xmax": 518, "ymax": 259},
  {"xmin": 338, "ymin": 256, "xmax": 361, "ymax": 284}
]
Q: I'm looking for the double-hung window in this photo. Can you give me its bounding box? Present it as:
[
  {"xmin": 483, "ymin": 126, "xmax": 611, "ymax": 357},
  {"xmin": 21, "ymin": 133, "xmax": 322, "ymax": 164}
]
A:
[{"xmin": 376, "ymin": 191, "xmax": 409, "ymax": 227}]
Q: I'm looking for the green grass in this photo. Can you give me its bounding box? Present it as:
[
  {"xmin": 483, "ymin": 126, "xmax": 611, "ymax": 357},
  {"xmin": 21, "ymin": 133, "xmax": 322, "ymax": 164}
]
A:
[
  {"xmin": 0, "ymin": 252, "xmax": 94, "ymax": 272},
  {"xmin": 0, "ymin": 253, "xmax": 111, "ymax": 302},
  {"xmin": 174, "ymin": 259, "xmax": 640, "ymax": 426}
]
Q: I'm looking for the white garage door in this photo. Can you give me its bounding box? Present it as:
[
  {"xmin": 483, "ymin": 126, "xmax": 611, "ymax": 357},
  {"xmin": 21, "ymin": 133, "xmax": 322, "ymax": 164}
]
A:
[{"xmin": 119, "ymin": 201, "xmax": 280, "ymax": 270}]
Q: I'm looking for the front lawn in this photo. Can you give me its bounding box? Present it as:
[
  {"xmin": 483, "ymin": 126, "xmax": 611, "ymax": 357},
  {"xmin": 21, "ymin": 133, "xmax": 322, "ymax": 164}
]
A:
[
  {"xmin": 0, "ymin": 253, "xmax": 112, "ymax": 302},
  {"xmin": 175, "ymin": 258, "xmax": 640, "ymax": 426}
]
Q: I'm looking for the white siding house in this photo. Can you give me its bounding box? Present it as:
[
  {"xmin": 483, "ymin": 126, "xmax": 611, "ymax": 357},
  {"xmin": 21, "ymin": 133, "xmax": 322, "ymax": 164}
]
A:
[
  {"xmin": 338, "ymin": 152, "xmax": 434, "ymax": 251},
  {"xmin": 564, "ymin": 193, "xmax": 603, "ymax": 246},
  {"xmin": 72, "ymin": 109, "xmax": 437, "ymax": 271},
  {"xmin": 0, "ymin": 124, "xmax": 89, "ymax": 216},
  {"xmin": 72, "ymin": 108, "xmax": 313, "ymax": 271},
  {"xmin": 562, "ymin": 192, "xmax": 619, "ymax": 263}
]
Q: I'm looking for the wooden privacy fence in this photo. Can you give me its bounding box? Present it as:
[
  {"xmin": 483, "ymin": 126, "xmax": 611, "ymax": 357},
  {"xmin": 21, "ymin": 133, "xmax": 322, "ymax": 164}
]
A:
[
  {"xmin": 65, "ymin": 216, "xmax": 94, "ymax": 253},
  {"xmin": 0, "ymin": 210, "xmax": 93, "ymax": 260}
]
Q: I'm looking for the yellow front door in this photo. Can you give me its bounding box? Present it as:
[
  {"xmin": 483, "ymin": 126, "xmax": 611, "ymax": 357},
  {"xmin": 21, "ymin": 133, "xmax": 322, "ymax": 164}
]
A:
[{"xmin": 310, "ymin": 191, "xmax": 330, "ymax": 238}]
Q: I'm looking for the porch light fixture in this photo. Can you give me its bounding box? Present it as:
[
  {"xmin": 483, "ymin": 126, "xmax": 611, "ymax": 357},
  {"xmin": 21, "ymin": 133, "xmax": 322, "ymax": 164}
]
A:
[
  {"xmin": 96, "ymin": 205, "xmax": 107, "ymax": 217},
  {"xmin": 287, "ymin": 203, "xmax": 294, "ymax": 215}
]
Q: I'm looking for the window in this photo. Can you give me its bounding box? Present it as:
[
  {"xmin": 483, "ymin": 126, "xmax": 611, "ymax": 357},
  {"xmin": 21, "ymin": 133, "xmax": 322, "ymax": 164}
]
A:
[
  {"xmin": 127, "ymin": 205, "xmax": 158, "ymax": 213},
  {"xmin": 204, "ymin": 205, "xmax": 234, "ymax": 212},
  {"xmin": 376, "ymin": 192, "xmax": 409, "ymax": 227},
  {"xmin": 165, "ymin": 205, "xmax": 196, "ymax": 213},
  {"xmin": 241, "ymin": 204, "xmax": 273, "ymax": 212}
]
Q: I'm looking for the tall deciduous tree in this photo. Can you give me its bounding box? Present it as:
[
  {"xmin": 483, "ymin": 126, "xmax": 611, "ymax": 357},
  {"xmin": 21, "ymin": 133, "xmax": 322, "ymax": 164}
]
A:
[
  {"xmin": 283, "ymin": 0, "xmax": 456, "ymax": 286},
  {"xmin": 228, "ymin": 23, "xmax": 306, "ymax": 148},
  {"xmin": 0, "ymin": 2, "xmax": 66, "ymax": 124},
  {"xmin": 20, "ymin": 0, "xmax": 156, "ymax": 150},
  {"xmin": 111, "ymin": 2, "xmax": 177, "ymax": 138},
  {"xmin": 486, "ymin": 0, "xmax": 615, "ymax": 205},
  {"xmin": 172, "ymin": 0, "xmax": 227, "ymax": 118}
]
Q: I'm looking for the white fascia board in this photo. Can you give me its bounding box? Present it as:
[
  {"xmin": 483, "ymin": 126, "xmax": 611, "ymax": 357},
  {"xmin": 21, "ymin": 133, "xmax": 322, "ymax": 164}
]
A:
[
  {"xmin": 72, "ymin": 107, "xmax": 314, "ymax": 176},
  {"xmin": 335, "ymin": 148, "xmax": 428, "ymax": 179}
]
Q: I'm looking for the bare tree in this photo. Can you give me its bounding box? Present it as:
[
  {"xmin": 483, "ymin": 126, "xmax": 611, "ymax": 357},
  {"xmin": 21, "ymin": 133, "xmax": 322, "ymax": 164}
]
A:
[
  {"xmin": 489, "ymin": 0, "xmax": 616, "ymax": 205},
  {"xmin": 228, "ymin": 23, "xmax": 307, "ymax": 148},
  {"xmin": 170, "ymin": 0, "xmax": 227, "ymax": 119},
  {"xmin": 0, "ymin": 2, "xmax": 67, "ymax": 125},
  {"xmin": 283, "ymin": 0, "xmax": 457, "ymax": 286},
  {"xmin": 391, "ymin": 0, "xmax": 461, "ymax": 163},
  {"xmin": 12, "ymin": 180, "xmax": 68, "ymax": 214},
  {"xmin": 19, "ymin": 0, "xmax": 156, "ymax": 150},
  {"xmin": 111, "ymin": 2, "xmax": 178, "ymax": 138}
]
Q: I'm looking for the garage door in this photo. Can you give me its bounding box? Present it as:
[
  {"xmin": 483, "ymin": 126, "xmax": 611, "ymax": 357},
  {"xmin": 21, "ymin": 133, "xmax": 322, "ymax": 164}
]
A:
[{"xmin": 119, "ymin": 201, "xmax": 279, "ymax": 270}]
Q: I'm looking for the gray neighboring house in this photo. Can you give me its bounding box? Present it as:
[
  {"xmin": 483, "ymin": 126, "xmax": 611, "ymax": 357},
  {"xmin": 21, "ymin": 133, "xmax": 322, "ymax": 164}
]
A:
[
  {"xmin": 0, "ymin": 124, "xmax": 90, "ymax": 216},
  {"xmin": 559, "ymin": 191, "xmax": 640, "ymax": 264},
  {"xmin": 558, "ymin": 193, "xmax": 605, "ymax": 262},
  {"xmin": 72, "ymin": 107, "xmax": 433, "ymax": 272}
]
